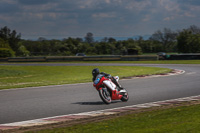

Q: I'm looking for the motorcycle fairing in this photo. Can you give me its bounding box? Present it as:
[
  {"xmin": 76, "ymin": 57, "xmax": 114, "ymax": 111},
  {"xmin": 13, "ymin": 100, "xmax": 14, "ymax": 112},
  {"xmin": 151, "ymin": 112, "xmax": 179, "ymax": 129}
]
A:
[
  {"xmin": 93, "ymin": 75, "xmax": 125, "ymax": 101},
  {"xmin": 102, "ymin": 79, "xmax": 124, "ymax": 100},
  {"xmin": 103, "ymin": 80, "xmax": 116, "ymax": 91}
]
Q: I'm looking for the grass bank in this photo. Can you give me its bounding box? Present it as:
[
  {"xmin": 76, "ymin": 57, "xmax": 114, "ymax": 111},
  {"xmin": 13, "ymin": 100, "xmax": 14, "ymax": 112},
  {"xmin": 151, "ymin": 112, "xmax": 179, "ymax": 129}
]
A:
[
  {"xmin": 63, "ymin": 60, "xmax": 200, "ymax": 64},
  {"xmin": 35, "ymin": 103, "xmax": 200, "ymax": 133},
  {"xmin": 0, "ymin": 65, "xmax": 171, "ymax": 90},
  {"xmin": 107, "ymin": 60, "xmax": 200, "ymax": 64},
  {"xmin": 1, "ymin": 60, "xmax": 200, "ymax": 64}
]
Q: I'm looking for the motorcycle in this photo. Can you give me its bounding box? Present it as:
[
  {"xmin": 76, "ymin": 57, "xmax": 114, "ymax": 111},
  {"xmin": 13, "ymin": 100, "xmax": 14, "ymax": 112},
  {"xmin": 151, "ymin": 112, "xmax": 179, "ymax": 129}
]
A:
[{"xmin": 93, "ymin": 75, "xmax": 129, "ymax": 104}]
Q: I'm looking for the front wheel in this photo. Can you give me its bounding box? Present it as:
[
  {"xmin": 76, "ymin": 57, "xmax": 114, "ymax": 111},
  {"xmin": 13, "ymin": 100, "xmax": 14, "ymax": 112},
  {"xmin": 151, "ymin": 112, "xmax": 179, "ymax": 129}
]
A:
[
  {"xmin": 121, "ymin": 89, "xmax": 129, "ymax": 102},
  {"xmin": 99, "ymin": 88, "xmax": 111, "ymax": 104}
]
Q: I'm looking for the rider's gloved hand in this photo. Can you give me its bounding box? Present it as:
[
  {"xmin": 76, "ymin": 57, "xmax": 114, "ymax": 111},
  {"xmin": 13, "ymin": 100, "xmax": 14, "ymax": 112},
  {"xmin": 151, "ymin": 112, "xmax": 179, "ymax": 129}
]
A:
[{"xmin": 107, "ymin": 74, "xmax": 112, "ymax": 78}]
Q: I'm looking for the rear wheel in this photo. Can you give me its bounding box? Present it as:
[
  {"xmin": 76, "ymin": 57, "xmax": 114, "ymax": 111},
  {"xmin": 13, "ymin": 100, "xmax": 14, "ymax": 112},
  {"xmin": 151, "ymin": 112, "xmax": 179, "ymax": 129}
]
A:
[
  {"xmin": 121, "ymin": 89, "xmax": 129, "ymax": 102},
  {"xmin": 99, "ymin": 88, "xmax": 111, "ymax": 104}
]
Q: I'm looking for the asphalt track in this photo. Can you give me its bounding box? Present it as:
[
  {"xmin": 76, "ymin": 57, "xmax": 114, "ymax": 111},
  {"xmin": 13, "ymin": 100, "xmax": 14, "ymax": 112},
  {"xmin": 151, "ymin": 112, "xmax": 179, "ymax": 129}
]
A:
[{"xmin": 0, "ymin": 63, "xmax": 200, "ymax": 124}]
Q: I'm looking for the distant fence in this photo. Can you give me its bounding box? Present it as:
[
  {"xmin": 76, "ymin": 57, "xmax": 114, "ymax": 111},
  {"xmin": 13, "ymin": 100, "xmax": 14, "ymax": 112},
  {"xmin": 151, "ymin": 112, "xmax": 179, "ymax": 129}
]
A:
[
  {"xmin": 163, "ymin": 54, "xmax": 200, "ymax": 60},
  {"xmin": 1, "ymin": 54, "xmax": 200, "ymax": 62},
  {"xmin": 0, "ymin": 55, "xmax": 158, "ymax": 62}
]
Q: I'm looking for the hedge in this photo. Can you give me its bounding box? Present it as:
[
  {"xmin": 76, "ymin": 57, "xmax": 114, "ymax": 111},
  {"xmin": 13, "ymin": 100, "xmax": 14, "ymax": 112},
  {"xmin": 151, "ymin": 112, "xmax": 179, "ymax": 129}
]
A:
[{"xmin": 0, "ymin": 48, "xmax": 15, "ymax": 57}]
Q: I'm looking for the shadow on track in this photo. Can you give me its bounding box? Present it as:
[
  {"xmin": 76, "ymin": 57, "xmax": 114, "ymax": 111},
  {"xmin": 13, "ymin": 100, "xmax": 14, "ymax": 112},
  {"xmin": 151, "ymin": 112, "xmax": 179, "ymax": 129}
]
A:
[{"xmin": 72, "ymin": 101, "xmax": 121, "ymax": 105}]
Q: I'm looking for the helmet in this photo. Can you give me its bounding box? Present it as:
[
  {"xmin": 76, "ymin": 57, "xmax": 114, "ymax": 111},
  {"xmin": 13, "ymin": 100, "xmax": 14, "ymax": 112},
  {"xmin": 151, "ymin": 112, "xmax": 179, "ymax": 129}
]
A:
[{"xmin": 92, "ymin": 68, "xmax": 99, "ymax": 77}]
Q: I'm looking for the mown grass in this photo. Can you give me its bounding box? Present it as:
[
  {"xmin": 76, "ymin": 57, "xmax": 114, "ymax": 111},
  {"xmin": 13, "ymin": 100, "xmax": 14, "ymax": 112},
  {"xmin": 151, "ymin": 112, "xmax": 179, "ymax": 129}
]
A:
[
  {"xmin": 35, "ymin": 103, "xmax": 200, "ymax": 133},
  {"xmin": 1, "ymin": 60, "xmax": 200, "ymax": 64},
  {"xmin": 64, "ymin": 60, "xmax": 200, "ymax": 64},
  {"xmin": 111, "ymin": 60, "xmax": 200, "ymax": 64},
  {"xmin": 0, "ymin": 65, "xmax": 171, "ymax": 89}
]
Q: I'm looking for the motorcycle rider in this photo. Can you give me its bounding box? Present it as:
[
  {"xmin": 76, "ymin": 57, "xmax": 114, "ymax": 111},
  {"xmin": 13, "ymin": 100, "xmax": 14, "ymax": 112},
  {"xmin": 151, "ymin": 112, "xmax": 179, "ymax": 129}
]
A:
[{"xmin": 92, "ymin": 68, "xmax": 123, "ymax": 90}]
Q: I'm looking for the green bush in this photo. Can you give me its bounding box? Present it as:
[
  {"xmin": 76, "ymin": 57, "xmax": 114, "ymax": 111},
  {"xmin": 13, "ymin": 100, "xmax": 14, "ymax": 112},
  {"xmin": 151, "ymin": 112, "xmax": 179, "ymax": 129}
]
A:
[
  {"xmin": 17, "ymin": 45, "xmax": 30, "ymax": 56},
  {"xmin": 0, "ymin": 48, "xmax": 15, "ymax": 57}
]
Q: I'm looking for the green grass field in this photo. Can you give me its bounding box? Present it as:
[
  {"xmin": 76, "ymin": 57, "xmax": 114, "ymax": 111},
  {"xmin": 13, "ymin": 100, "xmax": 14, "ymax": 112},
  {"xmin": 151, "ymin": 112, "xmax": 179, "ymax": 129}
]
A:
[
  {"xmin": 1, "ymin": 60, "xmax": 199, "ymax": 89},
  {"xmin": 35, "ymin": 103, "xmax": 200, "ymax": 133},
  {"xmin": 1, "ymin": 60, "xmax": 200, "ymax": 64},
  {"xmin": 0, "ymin": 65, "xmax": 171, "ymax": 89},
  {"xmin": 109, "ymin": 60, "xmax": 200, "ymax": 64},
  {"xmin": 65, "ymin": 60, "xmax": 200, "ymax": 64}
]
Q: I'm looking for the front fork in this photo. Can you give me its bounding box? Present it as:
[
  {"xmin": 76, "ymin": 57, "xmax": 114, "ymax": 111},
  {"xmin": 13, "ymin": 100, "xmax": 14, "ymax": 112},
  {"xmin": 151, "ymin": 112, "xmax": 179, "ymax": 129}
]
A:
[{"xmin": 102, "ymin": 87, "xmax": 109, "ymax": 95}]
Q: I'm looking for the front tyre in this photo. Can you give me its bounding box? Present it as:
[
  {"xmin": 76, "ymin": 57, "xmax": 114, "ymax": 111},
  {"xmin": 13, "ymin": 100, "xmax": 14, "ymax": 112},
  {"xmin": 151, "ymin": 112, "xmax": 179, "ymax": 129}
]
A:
[
  {"xmin": 121, "ymin": 89, "xmax": 129, "ymax": 102},
  {"xmin": 99, "ymin": 88, "xmax": 111, "ymax": 104}
]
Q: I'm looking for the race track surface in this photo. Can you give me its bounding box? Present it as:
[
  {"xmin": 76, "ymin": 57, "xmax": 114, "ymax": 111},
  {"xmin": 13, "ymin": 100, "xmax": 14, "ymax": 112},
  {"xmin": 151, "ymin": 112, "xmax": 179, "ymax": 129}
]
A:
[{"xmin": 0, "ymin": 63, "xmax": 200, "ymax": 124}]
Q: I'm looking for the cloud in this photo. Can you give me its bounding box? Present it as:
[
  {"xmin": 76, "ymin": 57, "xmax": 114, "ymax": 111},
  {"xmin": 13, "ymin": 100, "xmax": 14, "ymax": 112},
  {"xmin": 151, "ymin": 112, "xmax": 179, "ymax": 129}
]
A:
[
  {"xmin": 0, "ymin": 1, "xmax": 19, "ymax": 13},
  {"xmin": 159, "ymin": 0, "xmax": 180, "ymax": 12},
  {"xmin": 17, "ymin": 0, "xmax": 55, "ymax": 5},
  {"xmin": 0, "ymin": 0, "xmax": 200, "ymax": 39},
  {"xmin": 163, "ymin": 16, "xmax": 175, "ymax": 21},
  {"xmin": 125, "ymin": 0, "xmax": 152, "ymax": 11},
  {"xmin": 92, "ymin": 12, "xmax": 116, "ymax": 18},
  {"xmin": 177, "ymin": 0, "xmax": 200, "ymax": 6}
]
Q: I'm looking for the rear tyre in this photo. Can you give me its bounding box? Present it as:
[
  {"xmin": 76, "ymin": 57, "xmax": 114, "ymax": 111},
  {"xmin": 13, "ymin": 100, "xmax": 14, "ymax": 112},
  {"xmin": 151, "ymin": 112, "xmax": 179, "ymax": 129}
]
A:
[
  {"xmin": 99, "ymin": 88, "xmax": 111, "ymax": 104},
  {"xmin": 121, "ymin": 89, "xmax": 129, "ymax": 102}
]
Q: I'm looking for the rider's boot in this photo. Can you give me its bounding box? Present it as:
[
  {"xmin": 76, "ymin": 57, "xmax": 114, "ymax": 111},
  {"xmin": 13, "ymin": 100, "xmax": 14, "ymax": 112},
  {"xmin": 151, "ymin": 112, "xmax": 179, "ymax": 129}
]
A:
[
  {"xmin": 118, "ymin": 85, "xmax": 124, "ymax": 90},
  {"xmin": 111, "ymin": 77, "xmax": 124, "ymax": 90}
]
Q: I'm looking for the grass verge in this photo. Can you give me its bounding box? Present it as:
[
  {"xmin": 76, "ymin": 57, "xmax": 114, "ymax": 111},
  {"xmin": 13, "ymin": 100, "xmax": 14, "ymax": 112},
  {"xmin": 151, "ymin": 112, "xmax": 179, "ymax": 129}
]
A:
[
  {"xmin": 29, "ymin": 101, "xmax": 200, "ymax": 133},
  {"xmin": 1, "ymin": 60, "xmax": 200, "ymax": 64},
  {"xmin": 0, "ymin": 65, "xmax": 171, "ymax": 90},
  {"xmin": 64, "ymin": 60, "xmax": 200, "ymax": 64},
  {"xmin": 103, "ymin": 60, "xmax": 200, "ymax": 64}
]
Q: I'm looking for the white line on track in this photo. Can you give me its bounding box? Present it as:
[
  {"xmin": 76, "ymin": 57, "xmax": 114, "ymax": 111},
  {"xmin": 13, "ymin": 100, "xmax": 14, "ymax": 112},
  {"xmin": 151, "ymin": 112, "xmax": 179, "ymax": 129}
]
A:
[{"xmin": 1, "ymin": 94, "xmax": 200, "ymax": 128}]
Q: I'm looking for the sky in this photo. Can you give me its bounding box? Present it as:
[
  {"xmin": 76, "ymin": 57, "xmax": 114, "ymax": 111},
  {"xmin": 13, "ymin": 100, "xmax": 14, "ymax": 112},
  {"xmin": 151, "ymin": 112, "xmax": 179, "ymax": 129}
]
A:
[{"xmin": 0, "ymin": 0, "xmax": 200, "ymax": 40}]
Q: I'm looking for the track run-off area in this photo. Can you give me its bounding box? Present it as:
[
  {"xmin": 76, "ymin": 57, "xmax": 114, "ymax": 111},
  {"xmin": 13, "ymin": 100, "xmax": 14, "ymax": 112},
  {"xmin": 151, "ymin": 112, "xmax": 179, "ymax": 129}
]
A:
[{"xmin": 0, "ymin": 63, "xmax": 200, "ymax": 130}]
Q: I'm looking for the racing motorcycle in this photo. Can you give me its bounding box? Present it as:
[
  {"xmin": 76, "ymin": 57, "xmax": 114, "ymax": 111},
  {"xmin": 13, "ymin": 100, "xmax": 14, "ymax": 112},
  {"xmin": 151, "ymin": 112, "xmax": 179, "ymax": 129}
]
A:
[{"xmin": 93, "ymin": 75, "xmax": 129, "ymax": 104}]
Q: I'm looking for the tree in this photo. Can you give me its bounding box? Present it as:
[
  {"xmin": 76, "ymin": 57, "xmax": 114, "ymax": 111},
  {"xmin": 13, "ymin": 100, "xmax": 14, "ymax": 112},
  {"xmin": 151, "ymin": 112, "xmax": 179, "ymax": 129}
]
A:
[
  {"xmin": 138, "ymin": 40, "xmax": 163, "ymax": 53},
  {"xmin": 150, "ymin": 28, "xmax": 177, "ymax": 52},
  {"xmin": 17, "ymin": 45, "xmax": 30, "ymax": 56},
  {"xmin": 108, "ymin": 37, "xmax": 116, "ymax": 43},
  {"xmin": 0, "ymin": 38, "xmax": 10, "ymax": 48},
  {"xmin": 94, "ymin": 42, "xmax": 114, "ymax": 55},
  {"xmin": 85, "ymin": 32, "xmax": 94, "ymax": 44},
  {"xmin": 119, "ymin": 39, "xmax": 142, "ymax": 55},
  {"xmin": 177, "ymin": 30, "xmax": 200, "ymax": 53},
  {"xmin": 0, "ymin": 26, "xmax": 21, "ymax": 52},
  {"xmin": 0, "ymin": 48, "xmax": 15, "ymax": 57},
  {"xmin": 0, "ymin": 37, "xmax": 16, "ymax": 57},
  {"xmin": 188, "ymin": 25, "xmax": 200, "ymax": 34},
  {"xmin": 37, "ymin": 37, "xmax": 47, "ymax": 41},
  {"xmin": 101, "ymin": 37, "xmax": 108, "ymax": 43}
]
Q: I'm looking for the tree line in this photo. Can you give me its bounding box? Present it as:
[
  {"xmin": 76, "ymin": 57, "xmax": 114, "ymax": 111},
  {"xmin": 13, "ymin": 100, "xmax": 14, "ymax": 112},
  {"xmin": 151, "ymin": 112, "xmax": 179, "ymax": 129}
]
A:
[{"xmin": 0, "ymin": 25, "xmax": 200, "ymax": 57}]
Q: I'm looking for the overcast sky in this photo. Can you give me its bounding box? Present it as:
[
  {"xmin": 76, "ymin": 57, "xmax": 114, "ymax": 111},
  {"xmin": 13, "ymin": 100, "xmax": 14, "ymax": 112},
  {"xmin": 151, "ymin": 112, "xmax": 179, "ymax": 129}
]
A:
[{"xmin": 0, "ymin": 0, "xmax": 200, "ymax": 39}]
